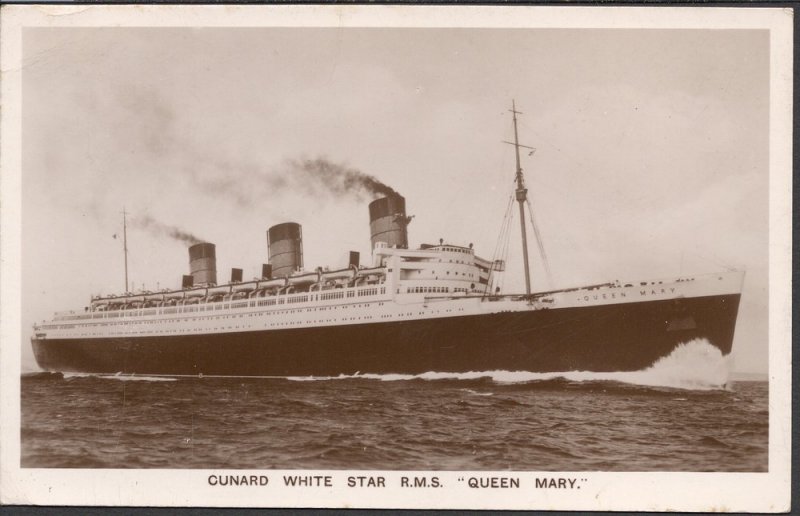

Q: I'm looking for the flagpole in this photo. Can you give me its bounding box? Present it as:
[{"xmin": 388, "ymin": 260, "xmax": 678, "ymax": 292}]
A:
[{"xmin": 122, "ymin": 207, "xmax": 129, "ymax": 293}]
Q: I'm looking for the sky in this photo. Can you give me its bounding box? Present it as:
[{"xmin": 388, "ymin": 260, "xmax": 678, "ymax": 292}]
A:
[{"xmin": 20, "ymin": 27, "xmax": 769, "ymax": 373}]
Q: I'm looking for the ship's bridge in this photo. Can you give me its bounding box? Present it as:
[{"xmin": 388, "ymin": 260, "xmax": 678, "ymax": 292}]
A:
[{"xmin": 372, "ymin": 242, "xmax": 502, "ymax": 295}]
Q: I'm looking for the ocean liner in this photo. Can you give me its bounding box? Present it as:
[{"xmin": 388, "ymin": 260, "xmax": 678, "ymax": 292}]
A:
[{"xmin": 31, "ymin": 104, "xmax": 744, "ymax": 376}]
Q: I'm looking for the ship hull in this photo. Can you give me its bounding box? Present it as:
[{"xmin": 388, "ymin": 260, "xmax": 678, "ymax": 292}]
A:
[{"xmin": 31, "ymin": 293, "xmax": 740, "ymax": 376}]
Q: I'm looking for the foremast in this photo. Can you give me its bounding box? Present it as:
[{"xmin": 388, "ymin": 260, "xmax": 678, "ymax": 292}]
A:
[{"xmin": 508, "ymin": 100, "xmax": 534, "ymax": 296}]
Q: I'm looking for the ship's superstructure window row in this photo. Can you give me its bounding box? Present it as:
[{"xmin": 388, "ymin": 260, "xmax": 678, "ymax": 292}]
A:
[
  {"xmin": 55, "ymin": 284, "xmax": 396, "ymax": 322},
  {"xmin": 60, "ymin": 246, "xmax": 489, "ymax": 319}
]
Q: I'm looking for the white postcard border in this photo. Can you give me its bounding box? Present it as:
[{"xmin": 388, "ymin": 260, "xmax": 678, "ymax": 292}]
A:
[{"xmin": 0, "ymin": 5, "xmax": 792, "ymax": 511}]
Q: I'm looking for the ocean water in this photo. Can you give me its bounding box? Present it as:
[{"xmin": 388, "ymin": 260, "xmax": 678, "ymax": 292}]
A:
[{"xmin": 20, "ymin": 340, "xmax": 767, "ymax": 471}]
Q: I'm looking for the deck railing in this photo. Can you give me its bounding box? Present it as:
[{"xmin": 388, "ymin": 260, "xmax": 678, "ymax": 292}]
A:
[{"xmin": 57, "ymin": 284, "xmax": 389, "ymax": 322}]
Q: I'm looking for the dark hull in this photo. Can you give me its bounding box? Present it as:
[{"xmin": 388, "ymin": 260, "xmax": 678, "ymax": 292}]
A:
[{"xmin": 32, "ymin": 294, "xmax": 740, "ymax": 376}]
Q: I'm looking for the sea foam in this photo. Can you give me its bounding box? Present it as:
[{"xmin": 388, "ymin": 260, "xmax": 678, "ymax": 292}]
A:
[{"xmin": 287, "ymin": 339, "xmax": 732, "ymax": 391}]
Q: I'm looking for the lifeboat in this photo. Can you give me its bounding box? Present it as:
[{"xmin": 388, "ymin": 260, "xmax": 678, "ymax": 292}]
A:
[
  {"xmin": 313, "ymin": 265, "xmax": 358, "ymax": 290},
  {"xmin": 353, "ymin": 266, "xmax": 386, "ymax": 286},
  {"xmin": 287, "ymin": 271, "xmax": 319, "ymax": 287}
]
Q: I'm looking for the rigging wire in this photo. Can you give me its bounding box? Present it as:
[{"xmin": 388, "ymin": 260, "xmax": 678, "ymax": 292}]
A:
[
  {"xmin": 485, "ymin": 194, "xmax": 514, "ymax": 297},
  {"xmin": 491, "ymin": 196, "xmax": 513, "ymax": 295},
  {"xmin": 682, "ymin": 250, "xmax": 740, "ymax": 273},
  {"xmin": 525, "ymin": 198, "xmax": 553, "ymax": 289},
  {"xmin": 497, "ymin": 205, "xmax": 513, "ymax": 294}
]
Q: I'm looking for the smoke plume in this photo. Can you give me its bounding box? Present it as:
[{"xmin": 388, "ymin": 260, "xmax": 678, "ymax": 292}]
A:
[
  {"xmin": 289, "ymin": 158, "xmax": 399, "ymax": 200},
  {"xmin": 59, "ymin": 84, "xmax": 403, "ymax": 222},
  {"xmin": 131, "ymin": 215, "xmax": 204, "ymax": 245},
  {"xmin": 186, "ymin": 155, "xmax": 400, "ymax": 207}
]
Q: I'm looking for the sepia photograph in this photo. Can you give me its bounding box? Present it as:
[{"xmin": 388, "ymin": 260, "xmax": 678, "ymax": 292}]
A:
[{"xmin": 0, "ymin": 4, "xmax": 792, "ymax": 511}]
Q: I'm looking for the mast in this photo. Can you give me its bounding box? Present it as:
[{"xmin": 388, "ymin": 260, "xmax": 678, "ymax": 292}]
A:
[
  {"xmin": 510, "ymin": 100, "xmax": 532, "ymax": 295},
  {"xmin": 122, "ymin": 207, "xmax": 129, "ymax": 293}
]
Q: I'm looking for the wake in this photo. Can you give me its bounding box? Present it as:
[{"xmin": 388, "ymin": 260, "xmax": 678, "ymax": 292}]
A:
[{"xmin": 288, "ymin": 339, "xmax": 733, "ymax": 391}]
